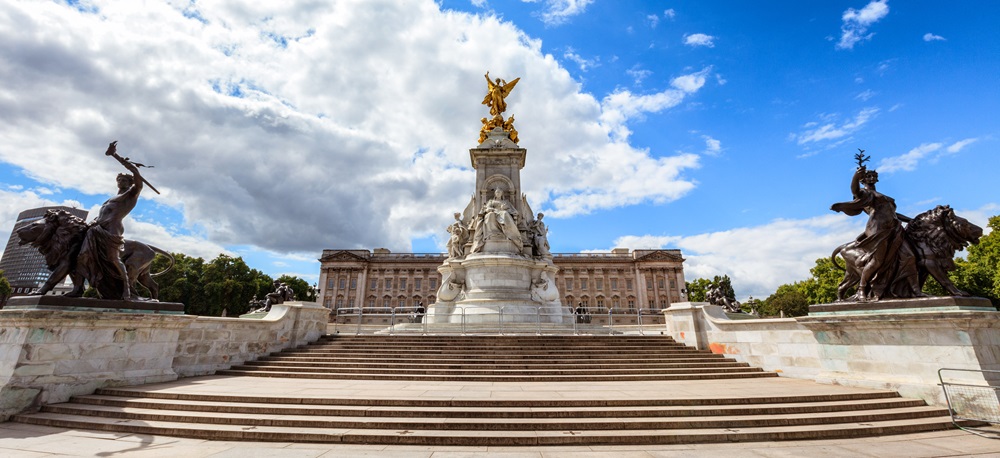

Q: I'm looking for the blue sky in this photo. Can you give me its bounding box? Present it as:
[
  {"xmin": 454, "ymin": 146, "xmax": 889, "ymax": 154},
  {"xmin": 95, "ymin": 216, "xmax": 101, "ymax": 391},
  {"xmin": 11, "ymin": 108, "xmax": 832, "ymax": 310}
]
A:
[{"xmin": 0, "ymin": 1, "xmax": 996, "ymax": 299}]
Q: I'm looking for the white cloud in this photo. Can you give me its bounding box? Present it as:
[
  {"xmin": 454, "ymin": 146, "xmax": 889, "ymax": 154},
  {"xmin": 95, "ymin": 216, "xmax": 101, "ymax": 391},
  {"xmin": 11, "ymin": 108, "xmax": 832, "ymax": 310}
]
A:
[
  {"xmin": 836, "ymin": 0, "xmax": 889, "ymax": 50},
  {"xmin": 795, "ymin": 107, "xmax": 879, "ymax": 145},
  {"xmin": 923, "ymin": 33, "xmax": 946, "ymax": 42},
  {"xmin": 663, "ymin": 9, "xmax": 676, "ymax": 20},
  {"xmin": 0, "ymin": 188, "xmax": 85, "ymax": 264},
  {"xmin": 0, "ymin": 1, "xmax": 708, "ymax": 256},
  {"xmin": 563, "ymin": 48, "xmax": 600, "ymax": 71},
  {"xmin": 684, "ymin": 33, "xmax": 715, "ymax": 48},
  {"xmin": 599, "ymin": 67, "xmax": 710, "ymax": 141},
  {"xmin": 702, "ymin": 135, "xmax": 721, "ymax": 155},
  {"xmin": 855, "ymin": 89, "xmax": 877, "ymax": 101},
  {"xmin": 530, "ymin": 0, "xmax": 594, "ymax": 25},
  {"xmin": 608, "ymin": 214, "xmax": 865, "ymax": 300},
  {"xmin": 626, "ymin": 65, "xmax": 652, "ymax": 85},
  {"xmin": 647, "ymin": 14, "xmax": 659, "ymax": 28},
  {"xmin": 878, "ymin": 142, "xmax": 943, "ymax": 173},
  {"xmin": 946, "ymin": 137, "xmax": 978, "ymax": 154}
]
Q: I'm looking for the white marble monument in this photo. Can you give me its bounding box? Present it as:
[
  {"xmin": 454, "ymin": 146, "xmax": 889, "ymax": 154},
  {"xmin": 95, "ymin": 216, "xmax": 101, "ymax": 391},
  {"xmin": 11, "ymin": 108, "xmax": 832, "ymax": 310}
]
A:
[{"xmin": 430, "ymin": 74, "xmax": 568, "ymax": 324}]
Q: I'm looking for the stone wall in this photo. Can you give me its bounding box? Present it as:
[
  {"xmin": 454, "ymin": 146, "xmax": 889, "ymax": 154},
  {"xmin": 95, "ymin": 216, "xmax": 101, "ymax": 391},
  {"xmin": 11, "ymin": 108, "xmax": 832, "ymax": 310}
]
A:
[
  {"xmin": 664, "ymin": 302, "xmax": 1000, "ymax": 407},
  {"xmin": 0, "ymin": 301, "xmax": 327, "ymax": 420}
]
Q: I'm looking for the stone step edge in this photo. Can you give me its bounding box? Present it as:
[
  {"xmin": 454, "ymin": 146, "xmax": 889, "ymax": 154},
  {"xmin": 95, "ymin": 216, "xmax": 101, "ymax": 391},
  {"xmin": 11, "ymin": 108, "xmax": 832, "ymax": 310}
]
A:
[
  {"xmin": 70, "ymin": 395, "xmax": 929, "ymax": 418},
  {"xmin": 94, "ymin": 388, "xmax": 899, "ymax": 407},
  {"xmin": 40, "ymin": 403, "xmax": 950, "ymax": 430},
  {"xmin": 212, "ymin": 370, "xmax": 779, "ymax": 382},
  {"xmin": 225, "ymin": 366, "xmax": 763, "ymax": 375},
  {"xmin": 12, "ymin": 412, "xmax": 966, "ymax": 446}
]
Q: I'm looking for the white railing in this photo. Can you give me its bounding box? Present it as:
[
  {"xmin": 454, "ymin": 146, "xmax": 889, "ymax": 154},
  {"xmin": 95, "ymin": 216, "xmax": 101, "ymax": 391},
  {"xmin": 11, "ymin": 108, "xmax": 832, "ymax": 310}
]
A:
[{"xmin": 331, "ymin": 306, "xmax": 662, "ymax": 336}]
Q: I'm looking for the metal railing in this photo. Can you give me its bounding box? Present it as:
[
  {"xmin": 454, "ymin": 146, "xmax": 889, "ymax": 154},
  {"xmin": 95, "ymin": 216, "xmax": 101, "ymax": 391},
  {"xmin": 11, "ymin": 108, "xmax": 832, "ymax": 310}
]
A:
[
  {"xmin": 939, "ymin": 368, "xmax": 1000, "ymax": 437},
  {"xmin": 331, "ymin": 306, "xmax": 663, "ymax": 336}
]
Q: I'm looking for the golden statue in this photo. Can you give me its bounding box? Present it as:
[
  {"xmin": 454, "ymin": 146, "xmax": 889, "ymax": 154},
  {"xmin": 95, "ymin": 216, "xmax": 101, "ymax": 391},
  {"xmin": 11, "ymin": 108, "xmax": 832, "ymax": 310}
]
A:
[
  {"xmin": 478, "ymin": 114, "xmax": 505, "ymax": 143},
  {"xmin": 503, "ymin": 115, "xmax": 518, "ymax": 144},
  {"xmin": 482, "ymin": 71, "xmax": 520, "ymax": 117}
]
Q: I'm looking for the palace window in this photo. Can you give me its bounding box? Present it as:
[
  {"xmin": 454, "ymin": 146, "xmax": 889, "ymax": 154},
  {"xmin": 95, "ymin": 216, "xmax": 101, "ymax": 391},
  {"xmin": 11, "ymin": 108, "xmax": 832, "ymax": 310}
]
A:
[
  {"xmin": 566, "ymin": 279, "xmax": 573, "ymax": 290},
  {"xmin": 429, "ymin": 278, "xmax": 437, "ymax": 289},
  {"xmin": 670, "ymin": 279, "xmax": 676, "ymax": 288},
  {"xmin": 596, "ymin": 297, "xmax": 604, "ymax": 310},
  {"xmin": 350, "ymin": 278, "xmax": 357, "ymax": 290},
  {"xmin": 339, "ymin": 278, "xmax": 347, "ymax": 289},
  {"xmin": 611, "ymin": 279, "xmax": 618, "ymax": 290},
  {"xmin": 370, "ymin": 279, "xmax": 377, "ymax": 290},
  {"xmin": 580, "ymin": 279, "xmax": 588, "ymax": 290},
  {"xmin": 626, "ymin": 279, "xmax": 633, "ymax": 290},
  {"xmin": 628, "ymin": 299, "xmax": 636, "ymax": 311},
  {"xmin": 327, "ymin": 278, "xmax": 334, "ymax": 289},
  {"xmin": 596, "ymin": 279, "xmax": 603, "ymax": 290},
  {"xmin": 385, "ymin": 279, "xmax": 392, "ymax": 289},
  {"xmin": 646, "ymin": 277, "xmax": 653, "ymax": 289},
  {"xmin": 658, "ymin": 278, "xmax": 665, "ymax": 289},
  {"xmin": 612, "ymin": 297, "xmax": 620, "ymax": 309},
  {"xmin": 400, "ymin": 278, "xmax": 407, "ymax": 290},
  {"xmin": 415, "ymin": 278, "xmax": 422, "ymax": 290}
]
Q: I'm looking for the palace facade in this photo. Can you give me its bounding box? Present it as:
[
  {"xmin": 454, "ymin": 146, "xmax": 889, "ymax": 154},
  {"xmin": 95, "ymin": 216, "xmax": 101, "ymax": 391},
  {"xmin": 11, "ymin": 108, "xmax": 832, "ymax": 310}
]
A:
[{"xmin": 318, "ymin": 248, "xmax": 686, "ymax": 314}]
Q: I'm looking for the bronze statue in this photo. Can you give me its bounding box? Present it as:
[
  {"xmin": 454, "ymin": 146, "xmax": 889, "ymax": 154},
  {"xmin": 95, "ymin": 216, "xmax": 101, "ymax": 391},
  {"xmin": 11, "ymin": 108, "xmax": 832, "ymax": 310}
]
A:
[
  {"xmin": 16, "ymin": 209, "xmax": 173, "ymax": 300},
  {"xmin": 830, "ymin": 151, "xmax": 983, "ymax": 302},
  {"xmin": 706, "ymin": 282, "xmax": 741, "ymax": 313},
  {"xmin": 16, "ymin": 142, "xmax": 164, "ymax": 301},
  {"xmin": 482, "ymin": 72, "xmax": 520, "ymax": 117}
]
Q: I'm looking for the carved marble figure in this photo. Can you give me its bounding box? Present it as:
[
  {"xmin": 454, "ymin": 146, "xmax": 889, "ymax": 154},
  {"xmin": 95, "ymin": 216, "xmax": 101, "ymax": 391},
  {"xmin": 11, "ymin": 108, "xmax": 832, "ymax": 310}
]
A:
[
  {"xmin": 530, "ymin": 212, "xmax": 550, "ymax": 257},
  {"xmin": 473, "ymin": 188, "xmax": 522, "ymax": 251},
  {"xmin": 446, "ymin": 212, "xmax": 469, "ymax": 258}
]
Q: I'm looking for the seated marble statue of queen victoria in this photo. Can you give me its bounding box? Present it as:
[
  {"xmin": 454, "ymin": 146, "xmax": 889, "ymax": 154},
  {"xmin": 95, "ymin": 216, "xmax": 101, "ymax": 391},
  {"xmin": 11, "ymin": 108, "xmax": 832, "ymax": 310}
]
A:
[{"xmin": 471, "ymin": 188, "xmax": 522, "ymax": 253}]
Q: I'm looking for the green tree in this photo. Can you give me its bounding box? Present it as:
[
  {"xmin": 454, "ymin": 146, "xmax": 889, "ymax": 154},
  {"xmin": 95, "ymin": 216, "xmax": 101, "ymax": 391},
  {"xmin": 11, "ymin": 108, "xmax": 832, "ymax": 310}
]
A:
[
  {"xmin": 762, "ymin": 283, "xmax": 810, "ymax": 317},
  {"xmin": 799, "ymin": 257, "xmax": 842, "ymax": 305},
  {"xmin": 741, "ymin": 297, "xmax": 763, "ymax": 314},
  {"xmin": 202, "ymin": 254, "xmax": 270, "ymax": 317},
  {"xmin": 0, "ymin": 270, "xmax": 11, "ymax": 308},
  {"xmin": 153, "ymin": 253, "xmax": 208, "ymax": 314},
  {"xmin": 685, "ymin": 278, "xmax": 713, "ymax": 302},
  {"xmin": 276, "ymin": 275, "xmax": 318, "ymax": 302},
  {"xmin": 941, "ymin": 215, "xmax": 1000, "ymax": 307}
]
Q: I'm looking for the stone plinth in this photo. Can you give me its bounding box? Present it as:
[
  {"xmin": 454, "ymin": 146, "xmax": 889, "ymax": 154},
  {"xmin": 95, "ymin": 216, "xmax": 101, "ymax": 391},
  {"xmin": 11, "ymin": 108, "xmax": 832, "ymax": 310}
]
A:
[
  {"xmin": 808, "ymin": 295, "xmax": 995, "ymax": 315},
  {"xmin": 430, "ymin": 253, "xmax": 568, "ymax": 324},
  {"xmin": 5, "ymin": 294, "xmax": 184, "ymax": 314}
]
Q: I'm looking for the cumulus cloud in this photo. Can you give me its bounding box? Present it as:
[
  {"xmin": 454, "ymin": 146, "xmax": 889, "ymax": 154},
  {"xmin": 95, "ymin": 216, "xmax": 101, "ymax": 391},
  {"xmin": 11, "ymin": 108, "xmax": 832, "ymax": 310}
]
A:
[
  {"xmin": 923, "ymin": 33, "xmax": 946, "ymax": 42},
  {"xmin": 647, "ymin": 14, "xmax": 660, "ymax": 29},
  {"xmin": 0, "ymin": 1, "xmax": 707, "ymax": 256},
  {"xmin": 836, "ymin": 0, "xmax": 889, "ymax": 50},
  {"xmin": 663, "ymin": 9, "xmax": 676, "ymax": 20},
  {"xmin": 607, "ymin": 214, "xmax": 865, "ymax": 299},
  {"xmin": 626, "ymin": 65, "xmax": 652, "ymax": 85},
  {"xmin": 683, "ymin": 33, "xmax": 715, "ymax": 48},
  {"xmin": 795, "ymin": 107, "xmax": 879, "ymax": 145}
]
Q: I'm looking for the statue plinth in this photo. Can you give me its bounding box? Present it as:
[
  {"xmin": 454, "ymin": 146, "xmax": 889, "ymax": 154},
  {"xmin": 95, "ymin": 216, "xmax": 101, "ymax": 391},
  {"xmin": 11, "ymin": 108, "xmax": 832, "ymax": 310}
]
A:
[
  {"xmin": 4, "ymin": 295, "xmax": 184, "ymax": 314},
  {"xmin": 808, "ymin": 296, "xmax": 995, "ymax": 316}
]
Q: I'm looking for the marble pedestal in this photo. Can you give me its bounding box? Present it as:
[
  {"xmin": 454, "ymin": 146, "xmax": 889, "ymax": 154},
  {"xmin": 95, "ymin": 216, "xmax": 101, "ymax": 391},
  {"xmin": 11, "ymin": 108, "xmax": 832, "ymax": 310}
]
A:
[{"xmin": 429, "ymin": 252, "xmax": 568, "ymax": 325}]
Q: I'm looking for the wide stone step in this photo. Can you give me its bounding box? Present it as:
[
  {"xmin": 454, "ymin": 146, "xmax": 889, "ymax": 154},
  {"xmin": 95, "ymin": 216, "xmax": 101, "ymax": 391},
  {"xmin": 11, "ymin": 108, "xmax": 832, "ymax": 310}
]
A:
[
  {"xmin": 39, "ymin": 403, "xmax": 951, "ymax": 431},
  {"xmin": 92, "ymin": 387, "xmax": 906, "ymax": 407},
  {"xmin": 257, "ymin": 355, "xmax": 731, "ymax": 364},
  {"xmin": 242, "ymin": 361, "xmax": 751, "ymax": 370},
  {"xmin": 214, "ymin": 369, "xmax": 777, "ymax": 381},
  {"xmin": 13, "ymin": 411, "xmax": 966, "ymax": 446},
  {"xmin": 227, "ymin": 364, "xmax": 760, "ymax": 376},
  {"xmin": 69, "ymin": 394, "xmax": 929, "ymax": 418}
]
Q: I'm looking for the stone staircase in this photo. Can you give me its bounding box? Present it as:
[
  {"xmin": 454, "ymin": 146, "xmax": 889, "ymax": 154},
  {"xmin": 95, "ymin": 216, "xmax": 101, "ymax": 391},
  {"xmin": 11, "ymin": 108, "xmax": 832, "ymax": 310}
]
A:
[
  {"xmin": 12, "ymin": 334, "xmax": 972, "ymax": 445},
  {"xmin": 217, "ymin": 334, "xmax": 776, "ymax": 382}
]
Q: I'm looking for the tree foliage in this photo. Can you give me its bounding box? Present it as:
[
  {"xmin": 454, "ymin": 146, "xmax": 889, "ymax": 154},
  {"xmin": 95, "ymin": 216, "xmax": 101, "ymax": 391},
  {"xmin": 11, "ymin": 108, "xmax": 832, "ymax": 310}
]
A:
[
  {"xmin": 684, "ymin": 278, "xmax": 713, "ymax": 302},
  {"xmin": 147, "ymin": 252, "xmax": 316, "ymax": 316},
  {"xmin": 0, "ymin": 270, "xmax": 11, "ymax": 307},
  {"xmin": 762, "ymin": 283, "xmax": 810, "ymax": 317}
]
